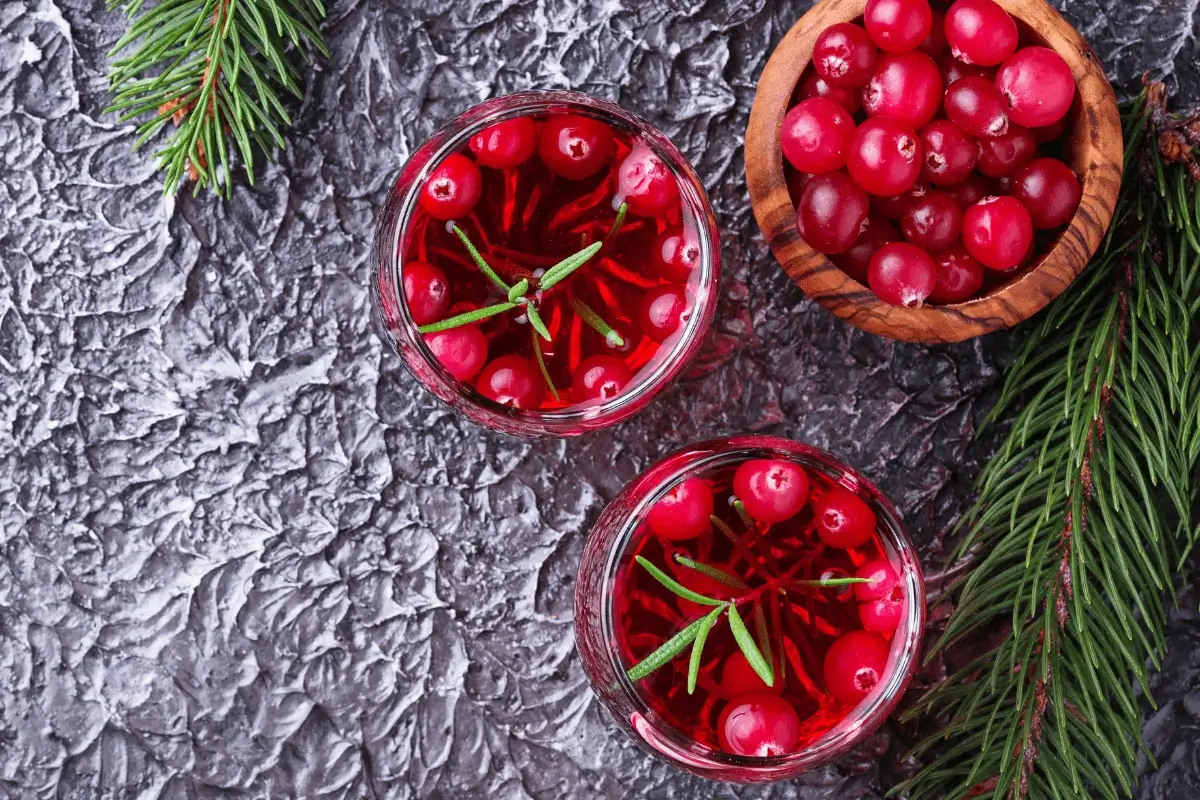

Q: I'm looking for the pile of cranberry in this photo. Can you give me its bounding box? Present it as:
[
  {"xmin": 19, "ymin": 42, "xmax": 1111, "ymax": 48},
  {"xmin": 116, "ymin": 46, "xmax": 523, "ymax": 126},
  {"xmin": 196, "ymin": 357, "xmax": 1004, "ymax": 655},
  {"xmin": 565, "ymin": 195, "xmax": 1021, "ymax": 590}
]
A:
[{"xmin": 785, "ymin": 0, "xmax": 1083, "ymax": 307}]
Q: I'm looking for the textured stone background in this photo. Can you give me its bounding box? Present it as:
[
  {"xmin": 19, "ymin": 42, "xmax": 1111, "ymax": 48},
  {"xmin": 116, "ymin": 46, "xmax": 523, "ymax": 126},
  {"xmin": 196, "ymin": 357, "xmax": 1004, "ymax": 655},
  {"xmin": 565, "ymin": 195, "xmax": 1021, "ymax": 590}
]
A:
[{"xmin": 1, "ymin": 0, "xmax": 1199, "ymax": 797}]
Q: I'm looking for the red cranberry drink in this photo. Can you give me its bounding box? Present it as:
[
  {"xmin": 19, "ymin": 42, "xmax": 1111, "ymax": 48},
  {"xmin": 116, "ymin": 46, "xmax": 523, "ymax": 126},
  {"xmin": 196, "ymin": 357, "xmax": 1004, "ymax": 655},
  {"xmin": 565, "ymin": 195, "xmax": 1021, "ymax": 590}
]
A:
[
  {"xmin": 574, "ymin": 436, "xmax": 924, "ymax": 782},
  {"xmin": 784, "ymin": 0, "xmax": 1083, "ymax": 307},
  {"xmin": 373, "ymin": 92, "xmax": 720, "ymax": 437}
]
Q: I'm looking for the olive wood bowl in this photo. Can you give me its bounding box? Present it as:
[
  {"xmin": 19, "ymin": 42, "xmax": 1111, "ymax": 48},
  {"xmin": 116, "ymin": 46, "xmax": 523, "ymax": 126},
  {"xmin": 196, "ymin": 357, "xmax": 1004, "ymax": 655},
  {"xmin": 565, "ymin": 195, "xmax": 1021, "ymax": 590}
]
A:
[{"xmin": 745, "ymin": 0, "xmax": 1123, "ymax": 343}]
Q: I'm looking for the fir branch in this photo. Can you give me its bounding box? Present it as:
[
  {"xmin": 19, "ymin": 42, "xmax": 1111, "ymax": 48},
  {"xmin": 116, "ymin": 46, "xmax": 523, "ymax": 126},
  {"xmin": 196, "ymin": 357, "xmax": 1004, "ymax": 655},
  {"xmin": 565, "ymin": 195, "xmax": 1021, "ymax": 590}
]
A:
[
  {"xmin": 900, "ymin": 87, "xmax": 1200, "ymax": 800},
  {"xmin": 107, "ymin": 0, "xmax": 328, "ymax": 197}
]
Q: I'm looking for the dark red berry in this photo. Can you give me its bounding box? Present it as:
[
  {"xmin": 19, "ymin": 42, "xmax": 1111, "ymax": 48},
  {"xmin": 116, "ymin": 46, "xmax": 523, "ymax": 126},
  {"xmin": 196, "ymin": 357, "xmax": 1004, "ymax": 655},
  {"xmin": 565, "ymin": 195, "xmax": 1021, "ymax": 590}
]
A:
[
  {"xmin": 928, "ymin": 244, "xmax": 985, "ymax": 303},
  {"xmin": 944, "ymin": 76, "xmax": 1009, "ymax": 138},
  {"xmin": 476, "ymin": 355, "xmax": 545, "ymax": 409},
  {"xmin": 718, "ymin": 694, "xmax": 801, "ymax": 757},
  {"xmin": 617, "ymin": 144, "xmax": 680, "ymax": 218},
  {"xmin": 823, "ymin": 631, "xmax": 891, "ymax": 705},
  {"xmin": 813, "ymin": 23, "xmax": 878, "ymax": 87},
  {"xmin": 996, "ymin": 46, "xmax": 1076, "ymax": 128},
  {"xmin": 403, "ymin": 261, "xmax": 452, "ymax": 325},
  {"xmin": 938, "ymin": 52, "xmax": 995, "ymax": 86},
  {"xmin": 651, "ymin": 228, "xmax": 703, "ymax": 283},
  {"xmin": 797, "ymin": 172, "xmax": 871, "ymax": 254},
  {"xmin": 733, "ymin": 459, "xmax": 811, "ymax": 524},
  {"xmin": 425, "ymin": 327, "xmax": 488, "ymax": 382},
  {"xmin": 868, "ymin": 242, "xmax": 937, "ymax": 307},
  {"xmin": 721, "ymin": 652, "xmax": 782, "ymax": 696},
  {"xmin": 849, "ymin": 118, "xmax": 922, "ymax": 196},
  {"xmin": 799, "ymin": 71, "xmax": 864, "ymax": 114},
  {"xmin": 962, "ymin": 196, "xmax": 1034, "ymax": 270},
  {"xmin": 574, "ymin": 355, "xmax": 633, "ymax": 402},
  {"xmin": 976, "ymin": 124, "xmax": 1036, "ymax": 178},
  {"xmin": 538, "ymin": 114, "xmax": 614, "ymax": 180},
  {"xmin": 919, "ymin": 120, "xmax": 978, "ymax": 185},
  {"xmin": 919, "ymin": 8, "xmax": 947, "ymax": 56},
  {"xmin": 873, "ymin": 181, "xmax": 930, "ymax": 220},
  {"xmin": 814, "ymin": 486, "xmax": 877, "ymax": 548},
  {"xmin": 647, "ymin": 477, "xmax": 715, "ymax": 541},
  {"xmin": 944, "ymin": 173, "xmax": 992, "ymax": 208},
  {"xmin": 1012, "ymin": 158, "xmax": 1082, "ymax": 229},
  {"xmin": 862, "ymin": 51, "xmax": 943, "ymax": 129},
  {"xmin": 638, "ymin": 286, "xmax": 688, "ymax": 342},
  {"xmin": 419, "ymin": 153, "xmax": 483, "ymax": 221},
  {"xmin": 855, "ymin": 561, "xmax": 905, "ymax": 633},
  {"xmin": 832, "ymin": 211, "xmax": 900, "ymax": 283},
  {"xmin": 864, "ymin": 0, "xmax": 934, "ymax": 54},
  {"xmin": 469, "ymin": 117, "xmax": 538, "ymax": 169},
  {"xmin": 782, "ymin": 99, "xmax": 857, "ymax": 174},
  {"xmin": 1032, "ymin": 117, "xmax": 1068, "ymax": 143},
  {"xmin": 945, "ymin": 0, "xmax": 1019, "ymax": 66},
  {"xmin": 900, "ymin": 190, "xmax": 962, "ymax": 250}
]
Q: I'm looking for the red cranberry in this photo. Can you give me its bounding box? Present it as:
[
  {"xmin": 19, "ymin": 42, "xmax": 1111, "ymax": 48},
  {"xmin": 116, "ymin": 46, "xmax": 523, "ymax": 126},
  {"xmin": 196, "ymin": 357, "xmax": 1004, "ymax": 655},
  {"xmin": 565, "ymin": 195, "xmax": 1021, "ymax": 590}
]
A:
[
  {"xmin": 647, "ymin": 477, "xmax": 714, "ymax": 541},
  {"xmin": 781, "ymin": 98, "xmax": 857, "ymax": 174},
  {"xmin": 864, "ymin": 0, "xmax": 934, "ymax": 54},
  {"xmin": 813, "ymin": 22, "xmax": 878, "ymax": 87},
  {"xmin": 919, "ymin": 120, "xmax": 978, "ymax": 185},
  {"xmin": 848, "ymin": 118, "xmax": 922, "ymax": 196},
  {"xmin": 832, "ymin": 212, "xmax": 899, "ymax": 283},
  {"xmin": 928, "ymin": 244, "xmax": 985, "ymax": 303},
  {"xmin": 996, "ymin": 46, "xmax": 1076, "ymax": 128},
  {"xmin": 424, "ymin": 327, "xmax": 488, "ymax": 382},
  {"xmin": 868, "ymin": 242, "xmax": 937, "ymax": 307},
  {"xmin": 733, "ymin": 459, "xmax": 810, "ymax": 524},
  {"xmin": 651, "ymin": 228, "xmax": 703, "ymax": 283},
  {"xmin": 900, "ymin": 190, "xmax": 962, "ymax": 250},
  {"xmin": 799, "ymin": 71, "xmax": 864, "ymax": 114},
  {"xmin": 938, "ymin": 52, "xmax": 994, "ymax": 85},
  {"xmin": 1032, "ymin": 117, "xmax": 1068, "ymax": 143},
  {"xmin": 418, "ymin": 153, "xmax": 482, "ymax": 221},
  {"xmin": 403, "ymin": 261, "xmax": 452, "ymax": 325},
  {"xmin": 618, "ymin": 144, "xmax": 680, "ymax": 218},
  {"xmin": 944, "ymin": 76, "xmax": 1009, "ymax": 139},
  {"xmin": 638, "ymin": 286, "xmax": 688, "ymax": 342},
  {"xmin": 859, "ymin": 596, "xmax": 905, "ymax": 633},
  {"xmin": 944, "ymin": 0, "xmax": 1019, "ymax": 66},
  {"xmin": 823, "ymin": 631, "xmax": 891, "ymax": 705},
  {"xmin": 538, "ymin": 114, "xmax": 614, "ymax": 180},
  {"xmin": 1012, "ymin": 158, "xmax": 1082, "ymax": 229},
  {"xmin": 721, "ymin": 651, "xmax": 782, "ymax": 696},
  {"xmin": 788, "ymin": 169, "xmax": 813, "ymax": 203},
  {"xmin": 476, "ymin": 355, "xmax": 545, "ymax": 409},
  {"xmin": 574, "ymin": 355, "xmax": 633, "ymax": 402},
  {"xmin": 814, "ymin": 486, "xmax": 877, "ymax": 548},
  {"xmin": 855, "ymin": 559, "xmax": 901, "ymax": 601},
  {"xmin": 919, "ymin": 8, "xmax": 947, "ymax": 56},
  {"xmin": 976, "ymin": 124, "xmax": 1036, "ymax": 178},
  {"xmin": 862, "ymin": 51, "xmax": 943, "ymax": 129},
  {"xmin": 962, "ymin": 196, "xmax": 1034, "ymax": 270},
  {"xmin": 797, "ymin": 172, "xmax": 871, "ymax": 254},
  {"xmin": 469, "ymin": 117, "xmax": 537, "ymax": 169},
  {"xmin": 945, "ymin": 173, "xmax": 992, "ymax": 208},
  {"xmin": 718, "ymin": 694, "xmax": 802, "ymax": 757},
  {"xmin": 873, "ymin": 181, "xmax": 930, "ymax": 220}
]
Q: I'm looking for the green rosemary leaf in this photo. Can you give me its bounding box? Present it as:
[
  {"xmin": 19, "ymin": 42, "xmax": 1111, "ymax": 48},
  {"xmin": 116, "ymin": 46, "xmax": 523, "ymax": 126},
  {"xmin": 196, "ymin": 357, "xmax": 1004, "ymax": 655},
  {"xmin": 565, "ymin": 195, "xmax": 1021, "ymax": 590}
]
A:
[
  {"xmin": 709, "ymin": 514, "xmax": 738, "ymax": 541},
  {"xmin": 507, "ymin": 278, "xmax": 530, "ymax": 302},
  {"xmin": 525, "ymin": 302, "xmax": 552, "ymax": 342},
  {"xmin": 732, "ymin": 499, "xmax": 755, "ymax": 529},
  {"xmin": 753, "ymin": 602, "xmax": 774, "ymax": 672},
  {"xmin": 531, "ymin": 327, "xmax": 560, "ymax": 402},
  {"xmin": 417, "ymin": 301, "xmax": 517, "ymax": 334},
  {"xmin": 673, "ymin": 554, "xmax": 749, "ymax": 590},
  {"xmin": 687, "ymin": 605, "xmax": 724, "ymax": 695},
  {"xmin": 794, "ymin": 577, "xmax": 872, "ymax": 588},
  {"xmin": 569, "ymin": 296, "xmax": 625, "ymax": 347},
  {"xmin": 600, "ymin": 201, "xmax": 629, "ymax": 251},
  {"xmin": 635, "ymin": 556, "xmax": 724, "ymax": 606},
  {"xmin": 450, "ymin": 224, "xmax": 511, "ymax": 293},
  {"xmin": 626, "ymin": 613, "xmax": 713, "ymax": 683},
  {"xmin": 728, "ymin": 604, "xmax": 773, "ymax": 687},
  {"xmin": 539, "ymin": 241, "xmax": 603, "ymax": 290}
]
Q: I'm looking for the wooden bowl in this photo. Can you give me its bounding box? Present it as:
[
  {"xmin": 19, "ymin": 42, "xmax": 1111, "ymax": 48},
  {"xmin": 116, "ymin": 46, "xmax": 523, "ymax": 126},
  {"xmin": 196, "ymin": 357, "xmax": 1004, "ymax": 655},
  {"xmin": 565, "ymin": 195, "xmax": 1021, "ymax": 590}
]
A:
[{"xmin": 745, "ymin": 0, "xmax": 1123, "ymax": 343}]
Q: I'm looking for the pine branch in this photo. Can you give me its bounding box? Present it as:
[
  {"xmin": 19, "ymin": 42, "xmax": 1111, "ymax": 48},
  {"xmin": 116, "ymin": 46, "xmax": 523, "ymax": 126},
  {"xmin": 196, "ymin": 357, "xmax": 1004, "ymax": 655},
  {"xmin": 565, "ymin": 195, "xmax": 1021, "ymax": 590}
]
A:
[
  {"xmin": 899, "ymin": 87, "xmax": 1200, "ymax": 800},
  {"xmin": 106, "ymin": 0, "xmax": 328, "ymax": 197}
]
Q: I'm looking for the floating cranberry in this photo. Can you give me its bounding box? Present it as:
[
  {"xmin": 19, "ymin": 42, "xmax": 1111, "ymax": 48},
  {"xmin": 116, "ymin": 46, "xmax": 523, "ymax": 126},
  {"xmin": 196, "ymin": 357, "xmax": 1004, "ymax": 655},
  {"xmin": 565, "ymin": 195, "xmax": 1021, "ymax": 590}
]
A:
[
  {"xmin": 647, "ymin": 477, "xmax": 715, "ymax": 541},
  {"xmin": 1012, "ymin": 158, "xmax": 1082, "ymax": 229},
  {"xmin": 944, "ymin": 173, "xmax": 992, "ymax": 208},
  {"xmin": 797, "ymin": 172, "xmax": 870, "ymax": 254},
  {"xmin": 618, "ymin": 144, "xmax": 680, "ymax": 218},
  {"xmin": 717, "ymin": 694, "xmax": 802, "ymax": 757},
  {"xmin": 962, "ymin": 196, "xmax": 1034, "ymax": 270},
  {"xmin": 476, "ymin": 354, "xmax": 545, "ymax": 409},
  {"xmin": 976, "ymin": 124, "xmax": 1036, "ymax": 178},
  {"xmin": 425, "ymin": 327, "xmax": 488, "ymax": 382},
  {"xmin": 855, "ymin": 559, "xmax": 900, "ymax": 601},
  {"xmin": 919, "ymin": 120, "xmax": 978, "ymax": 185},
  {"xmin": 848, "ymin": 118, "xmax": 922, "ymax": 196},
  {"xmin": 928, "ymin": 245, "xmax": 985, "ymax": 303},
  {"xmin": 469, "ymin": 117, "xmax": 538, "ymax": 169},
  {"xmin": 859, "ymin": 594, "xmax": 905, "ymax": 632},
  {"xmin": 418, "ymin": 153, "xmax": 483, "ymax": 221},
  {"xmin": 938, "ymin": 52, "xmax": 995, "ymax": 86},
  {"xmin": 813, "ymin": 22, "xmax": 878, "ymax": 87},
  {"xmin": 874, "ymin": 181, "xmax": 930, "ymax": 220},
  {"xmin": 781, "ymin": 98, "xmax": 857, "ymax": 174},
  {"xmin": 900, "ymin": 190, "xmax": 963, "ymax": 250},
  {"xmin": 944, "ymin": 76, "xmax": 1009, "ymax": 138},
  {"xmin": 864, "ymin": 0, "xmax": 934, "ymax": 54},
  {"xmin": 823, "ymin": 630, "xmax": 891, "ymax": 705},
  {"xmin": 814, "ymin": 486, "xmax": 877, "ymax": 548},
  {"xmin": 651, "ymin": 228, "xmax": 703, "ymax": 283},
  {"xmin": 996, "ymin": 46, "xmax": 1076, "ymax": 128},
  {"xmin": 869, "ymin": 242, "xmax": 937, "ymax": 307},
  {"xmin": 799, "ymin": 71, "xmax": 864, "ymax": 114},
  {"xmin": 862, "ymin": 51, "xmax": 943, "ymax": 129},
  {"xmin": 721, "ymin": 651, "xmax": 782, "ymax": 696},
  {"xmin": 919, "ymin": 8, "xmax": 947, "ymax": 57},
  {"xmin": 403, "ymin": 261, "xmax": 452, "ymax": 325},
  {"xmin": 638, "ymin": 285, "xmax": 688, "ymax": 342},
  {"xmin": 538, "ymin": 114, "xmax": 614, "ymax": 180},
  {"xmin": 832, "ymin": 212, "xmax": 899, "ymax": 283},
  {"xmin": 733, "ymin": 459, "xmax": 811, "ymax": 524},
  {"xmin": 574, "ymin": 355, "xmax": 634, "ymax": 402},
  {"xmin": 944, "ymin": 0, "xmax": 1019, "ymax": 66}
]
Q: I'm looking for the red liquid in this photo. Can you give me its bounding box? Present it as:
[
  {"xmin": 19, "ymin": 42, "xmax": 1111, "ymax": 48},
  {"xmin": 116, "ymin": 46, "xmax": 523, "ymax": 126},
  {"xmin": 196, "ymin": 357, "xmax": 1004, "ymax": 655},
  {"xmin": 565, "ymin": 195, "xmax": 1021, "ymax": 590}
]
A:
[
  {"xmin": 401, "ymin": 112, "xmax": 703, "ymax": 411},
  {"xmin": 613, "ymin": 461, "xmax": 902, "ymax": 754}
]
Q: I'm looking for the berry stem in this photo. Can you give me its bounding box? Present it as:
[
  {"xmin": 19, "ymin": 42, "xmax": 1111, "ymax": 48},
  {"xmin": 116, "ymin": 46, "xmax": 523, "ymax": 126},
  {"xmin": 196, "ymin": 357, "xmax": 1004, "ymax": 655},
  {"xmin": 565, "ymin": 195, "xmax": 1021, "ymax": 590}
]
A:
[
  {"xmin": 531, "ymin": 326, "xmax": 560, "ymax": 402},
  {"xmin": 417, "ymin": 301, "xmax": 517, "ymax": 333},
  {"xmin": 569, "ymin": 296, "xmax": 625, "ymax": 347},
  {"xmin": 451, "ymin": 223, "xmax": 512, "ymax": 293}
]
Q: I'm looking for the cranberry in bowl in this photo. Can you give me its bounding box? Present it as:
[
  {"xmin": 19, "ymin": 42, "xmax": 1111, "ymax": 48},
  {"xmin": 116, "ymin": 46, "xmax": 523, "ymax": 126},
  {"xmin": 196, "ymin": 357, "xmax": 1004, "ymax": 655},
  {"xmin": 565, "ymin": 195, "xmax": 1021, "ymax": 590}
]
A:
[
  {"xmin": 373, "ymin": 91, "xmax": 721, "ymax": 437},
  {"xmin": 574, "ymin": 436, "xmax": 924, "ymax": 782}
]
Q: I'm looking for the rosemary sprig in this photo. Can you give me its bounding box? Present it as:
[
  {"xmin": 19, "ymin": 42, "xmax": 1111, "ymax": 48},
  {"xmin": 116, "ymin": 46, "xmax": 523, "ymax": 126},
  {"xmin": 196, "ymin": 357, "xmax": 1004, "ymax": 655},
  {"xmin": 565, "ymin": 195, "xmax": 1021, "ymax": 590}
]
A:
[
  {"xmin": 531, "ymin": 328, "xmax": 560, "ymax": 402},
  {"xmin": 570, "ymin": 296, "xmax": 625, "ymax": 348},
  {"xmin": 524, "ymin": 301, "xmax": 552, "ymax": 342},
  {"xmin": 688, "ymin": 605, "xmax": 724, "ymax": 694},
  {"xmin": 417, "ymin": 301, "xmax": 517, "ymax": 334},
  {"xmin": 673, "ymin": 554, "xmax": 749, "ymax": 590},
  {"xmin": 451, "ymin": 223, "xmax": 511, "ymax": 293},
  {"xmin": 633, "ymin": 556, "xmax": 724, "ymax": 607},
  {"xmin": 732, "ymin": 499, "xmax": 755, "ymax": 529},
  {"xmin": 539, "ymin": 241, "xmax": 604, "ymax": 291},
  {"xmin": 728, "ymin": 604, "xmax": 773, "ymax": 687}
]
